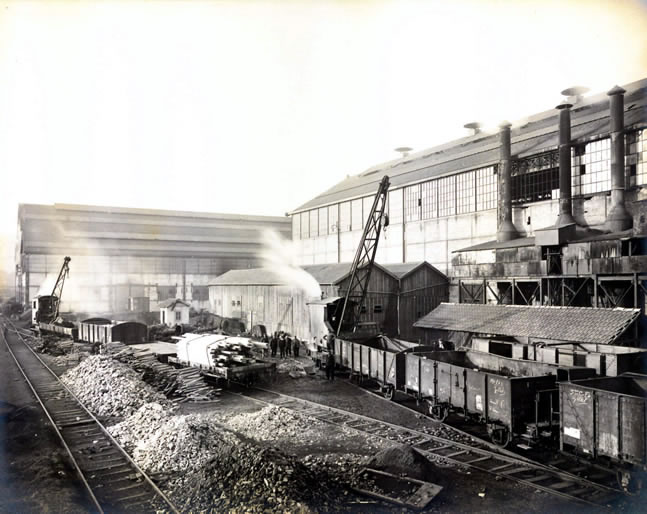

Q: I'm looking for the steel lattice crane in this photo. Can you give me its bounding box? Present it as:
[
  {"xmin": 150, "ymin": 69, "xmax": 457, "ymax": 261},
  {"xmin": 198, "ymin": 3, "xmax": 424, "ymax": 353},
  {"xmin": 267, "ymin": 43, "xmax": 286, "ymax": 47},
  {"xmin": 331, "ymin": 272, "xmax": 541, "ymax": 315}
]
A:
[
  {"xmin": 336, "ymin": 175, "xmax": 390, "ymax": 336},
  {"xmin": 34, "ymin": 256, "xmax": 71, "ymax": 324}
]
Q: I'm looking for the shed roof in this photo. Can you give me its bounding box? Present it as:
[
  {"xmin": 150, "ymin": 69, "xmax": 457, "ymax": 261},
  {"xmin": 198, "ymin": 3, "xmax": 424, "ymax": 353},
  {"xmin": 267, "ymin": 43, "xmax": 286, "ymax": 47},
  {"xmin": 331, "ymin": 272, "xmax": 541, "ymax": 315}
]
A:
[
  {"xmin": 209, "ymin": 268, "xmax": 288, "ymax": 286},
  {"xmin": 158, "ymin": 298, "xmax": 191, "ymax": 309},
  {"xmin": 290, "ymin": 79, "xmax": 647, "ymax": 214},
  {"xmin": 381, "ymin": 261, "xmax": 447, "ymax": 280},
  {"xmin": 413, "ymin": 303, "xmax": 639, "ymax": 345}
]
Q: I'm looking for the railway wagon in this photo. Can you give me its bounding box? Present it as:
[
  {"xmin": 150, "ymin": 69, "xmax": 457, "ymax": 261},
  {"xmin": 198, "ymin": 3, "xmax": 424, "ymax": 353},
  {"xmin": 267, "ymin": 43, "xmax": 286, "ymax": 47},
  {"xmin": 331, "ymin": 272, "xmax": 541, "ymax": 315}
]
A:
[
  {"xmin": 404, "ymin": 350, "xmax": 595, "ymax": 446},
  {"xmin": 38, "ymin": 322, "xmax": 78, "ymax": 339},
  {"xmin": 78, "ymin": 319, "xmax": 148, "ymax": 345},
  {"xmin": 559, "ymin": 374, "xmax": 647, "ymax": 478}
]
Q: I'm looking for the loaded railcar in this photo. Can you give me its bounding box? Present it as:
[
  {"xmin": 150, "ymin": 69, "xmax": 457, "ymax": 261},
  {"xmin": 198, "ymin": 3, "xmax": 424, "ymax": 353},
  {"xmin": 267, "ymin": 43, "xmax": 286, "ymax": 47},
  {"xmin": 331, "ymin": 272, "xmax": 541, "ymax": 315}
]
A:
[
  {"xmin": 77, "ymin": 319, "xmax": 148, "ymax": 345},
  {"xmin": 559, "ymin": 374, "xmax": 647, "ymax": 475}
]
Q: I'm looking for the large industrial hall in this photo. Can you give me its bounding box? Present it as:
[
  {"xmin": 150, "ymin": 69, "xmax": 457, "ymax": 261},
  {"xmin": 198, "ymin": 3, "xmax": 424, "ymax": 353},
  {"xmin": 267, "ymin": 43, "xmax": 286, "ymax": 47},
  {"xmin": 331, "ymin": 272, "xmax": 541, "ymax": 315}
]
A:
[{"xmin": 1, "ymin": 1, "xmax": 646, "ymax": 513}]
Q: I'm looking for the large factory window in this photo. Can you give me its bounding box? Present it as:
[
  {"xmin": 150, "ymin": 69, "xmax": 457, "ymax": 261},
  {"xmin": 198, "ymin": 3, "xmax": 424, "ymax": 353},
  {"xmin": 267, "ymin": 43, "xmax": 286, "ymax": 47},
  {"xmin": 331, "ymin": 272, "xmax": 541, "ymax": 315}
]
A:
[
  {"xmin": 339, "ymin": 201, "xmax": 351, "ymax": 231},
  {"xmin": 511, "ymin": 151, "xmax": 559, "ymax": 204},
  {"xmin": 628, "ymin": 129, "xmax": 646, "ymax": 186},
  {"xmin": 309, "ymin": 209, "xmax": 318, "ymax": 238},
  {"xmin": 157, "ymin": 285, "xmax": 177, "ymax": 300},
  {"xmin": 456, "ymin": 170, "xmax": 476, "ymax": 214},
  {"xmin": 292, "ymin": 214, "xmax": 301, "ymax": 240},
  {"xmin": 421, "ymin": 180, "xmax": 438, "ymax": 219},
  {"xmin": 192, "ymin": 285, "xmax": 208, "ymax": 301},
  {"xmin": 300, "ymin": 211, "xmax": 309, "ymax": 238},
  {"xmin": 318, "ymin": 207, "xmax": 328, "ymax": 236},
  {"xmin": 476, "ymin": 166, "xmax": 497, "ymax": 210},
  {"xmin": 438, "ymin": 175, "xmax": 456, "ymax": 217},
  {"xmin": 404, "ymin": 184, "xmax": 421, "ymax": 222},
  {"xmin": 388, "ymin": 189, "xmax": 403, "ymax": 225},
  {"xmin": 351, "ymin": 199, "xmax": 363, "ymax": 230},
  {"xmin": 328, "ymin": 204, "xmax": 339, "ymax": 233},
  {"xmin": 572, "ymin": 138, "xmax": 610, "ymax": 195}
]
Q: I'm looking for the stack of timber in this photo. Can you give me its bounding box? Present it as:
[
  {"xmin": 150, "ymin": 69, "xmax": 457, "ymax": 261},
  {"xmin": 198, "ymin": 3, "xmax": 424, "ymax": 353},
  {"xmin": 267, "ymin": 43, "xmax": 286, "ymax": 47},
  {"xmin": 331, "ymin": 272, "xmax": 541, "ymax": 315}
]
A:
[{"xmin": 107, "ymin": 342, "xmax": 220, "ymax": 403}]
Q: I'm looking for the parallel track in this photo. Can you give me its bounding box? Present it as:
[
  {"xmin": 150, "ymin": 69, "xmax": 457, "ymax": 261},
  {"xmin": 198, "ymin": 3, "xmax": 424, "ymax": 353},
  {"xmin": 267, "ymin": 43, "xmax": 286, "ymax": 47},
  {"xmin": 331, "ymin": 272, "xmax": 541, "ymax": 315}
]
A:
[
  {"xmin": 231, "ymin": 385, "xmax": 621, "ymax": 508},
  {"xmin": 1, "ymin": 318, "xmax": 178, "ymax": 514}
]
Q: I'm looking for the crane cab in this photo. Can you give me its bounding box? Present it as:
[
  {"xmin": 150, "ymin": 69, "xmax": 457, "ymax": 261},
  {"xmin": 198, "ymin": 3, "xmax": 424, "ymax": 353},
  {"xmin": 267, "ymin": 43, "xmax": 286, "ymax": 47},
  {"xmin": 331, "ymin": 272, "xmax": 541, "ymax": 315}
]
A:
[{"xmin": 32, "ymin": 294, "xmax": 59, "ymax": 326}]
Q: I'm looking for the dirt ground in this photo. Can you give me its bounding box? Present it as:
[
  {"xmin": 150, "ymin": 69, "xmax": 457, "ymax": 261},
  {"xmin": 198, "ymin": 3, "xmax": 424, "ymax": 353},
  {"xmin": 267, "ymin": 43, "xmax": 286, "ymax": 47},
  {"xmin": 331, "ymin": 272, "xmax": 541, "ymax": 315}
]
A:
[{"xmin": 2, "ymin": 337, "xmax": 642, "ymax": 513}]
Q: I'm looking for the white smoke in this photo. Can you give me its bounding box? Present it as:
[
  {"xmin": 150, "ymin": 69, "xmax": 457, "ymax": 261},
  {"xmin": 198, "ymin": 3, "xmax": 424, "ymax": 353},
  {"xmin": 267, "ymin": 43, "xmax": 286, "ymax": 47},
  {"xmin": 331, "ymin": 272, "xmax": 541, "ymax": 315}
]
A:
[
  {"xmin": 260, "ymin": 229, "xmax": 321, "ymax": 298},
  {"xmin": 37, "ymin": 275, "xmax": 58, "ymax": 296}
]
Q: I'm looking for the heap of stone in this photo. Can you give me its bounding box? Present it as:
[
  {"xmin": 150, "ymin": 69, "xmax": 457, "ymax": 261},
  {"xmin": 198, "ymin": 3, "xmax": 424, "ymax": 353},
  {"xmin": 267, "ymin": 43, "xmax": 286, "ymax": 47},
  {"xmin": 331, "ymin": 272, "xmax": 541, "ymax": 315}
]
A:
[
  {"xmin": 108, "ymin": 402, "xmax": 176, "ymax": 452},
  {"xmin": 224, "ymin": 405, "xmax": 322, "ymax": 441},
  {"xmin": 171, "ymin": 442, "xmax": 343, "ymax": 513},
  {"xmin": 132, "ymin": 413, "xmax": 237, "ymax": 475},
  {"xmin": 61, "ymin": 355, "xmax": 167, "ymax": 417}
]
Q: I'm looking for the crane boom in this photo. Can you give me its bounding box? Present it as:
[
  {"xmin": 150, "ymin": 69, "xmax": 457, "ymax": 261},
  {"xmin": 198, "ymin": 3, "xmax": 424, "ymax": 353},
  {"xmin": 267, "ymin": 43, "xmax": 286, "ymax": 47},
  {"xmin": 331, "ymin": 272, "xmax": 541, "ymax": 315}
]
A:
[
  {"xmin": 50, "ymin": 256, "xmax": 71, "ymax": 322},
  {"xmin": 336, "ymin": 175, "xmax": 390, "ymax": 336}
]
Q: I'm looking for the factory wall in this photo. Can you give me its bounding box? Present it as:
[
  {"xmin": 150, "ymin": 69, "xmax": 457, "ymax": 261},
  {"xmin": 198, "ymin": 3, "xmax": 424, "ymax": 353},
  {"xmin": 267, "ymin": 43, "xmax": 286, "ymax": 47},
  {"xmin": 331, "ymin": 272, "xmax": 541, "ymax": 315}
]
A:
[{"xmin": 208, "ymin": 284, "xmax": 314, "ymax": 339}]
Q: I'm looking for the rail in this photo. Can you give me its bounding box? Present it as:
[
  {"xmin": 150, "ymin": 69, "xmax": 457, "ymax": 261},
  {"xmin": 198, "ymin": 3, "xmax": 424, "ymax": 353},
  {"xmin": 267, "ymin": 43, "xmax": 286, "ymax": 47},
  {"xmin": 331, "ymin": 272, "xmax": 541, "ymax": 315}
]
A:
[{"xmin": 0, "ymin": 317, "xmax": 179, "ymax": 514}]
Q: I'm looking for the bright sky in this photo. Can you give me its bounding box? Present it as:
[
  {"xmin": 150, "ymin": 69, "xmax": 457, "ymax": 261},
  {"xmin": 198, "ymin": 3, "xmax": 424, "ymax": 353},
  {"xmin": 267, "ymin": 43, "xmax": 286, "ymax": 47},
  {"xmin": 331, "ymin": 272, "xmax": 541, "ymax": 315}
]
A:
[{"xmin": 0, "ymin": 0, "xmax": 646, "ymax": 277}]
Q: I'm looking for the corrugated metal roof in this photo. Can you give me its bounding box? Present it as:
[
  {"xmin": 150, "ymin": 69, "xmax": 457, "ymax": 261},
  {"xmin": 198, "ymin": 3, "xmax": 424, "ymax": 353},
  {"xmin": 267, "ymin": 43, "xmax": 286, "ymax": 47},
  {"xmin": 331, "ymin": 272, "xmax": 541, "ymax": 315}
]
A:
[
  {"xmin": 413, "ymin": 303, "xmax": 639, "ymax": 345},
  {"xmin": 302, "ymin": 263, "xmax": 353, "ymax": 284},
  {"xmin": 158, "ymin": 298, "xmax": 191, "ymax": 309},
  {"xmin": 291, "ymin": 79, "xmax": 647, "ymax": 214}
]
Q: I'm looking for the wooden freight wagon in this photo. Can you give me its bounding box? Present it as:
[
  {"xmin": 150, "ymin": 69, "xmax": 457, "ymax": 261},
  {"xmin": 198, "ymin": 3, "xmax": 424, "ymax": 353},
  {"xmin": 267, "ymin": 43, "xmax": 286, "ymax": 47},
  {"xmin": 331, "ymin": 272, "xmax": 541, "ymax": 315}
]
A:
[
  {"xmin": 559, "ymin": 374, "xmax": 647, "ymax": 477},
  {"xmin": 404, "ymin": 350, "xmax": 595, "ymax": 446}
]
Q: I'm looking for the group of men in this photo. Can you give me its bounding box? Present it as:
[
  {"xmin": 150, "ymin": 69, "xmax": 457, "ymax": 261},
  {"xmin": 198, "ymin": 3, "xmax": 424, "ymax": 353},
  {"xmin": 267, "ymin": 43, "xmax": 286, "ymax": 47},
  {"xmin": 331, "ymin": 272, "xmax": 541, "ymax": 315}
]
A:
[{"xmin": 264, "ymin": 331, "xmax": 301, "ymax": 359}]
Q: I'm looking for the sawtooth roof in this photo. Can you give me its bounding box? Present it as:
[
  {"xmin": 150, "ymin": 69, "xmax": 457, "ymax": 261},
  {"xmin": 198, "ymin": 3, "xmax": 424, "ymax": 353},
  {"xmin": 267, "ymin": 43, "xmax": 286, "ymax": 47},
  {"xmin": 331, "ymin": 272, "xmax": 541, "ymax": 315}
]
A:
[
  {"xmin": 413, "ymin": 303, "xmax": 640, "ymax": 345},
  {"xmin": 291, "ymin": 79, "xmax": 647, "ymax": 214}
]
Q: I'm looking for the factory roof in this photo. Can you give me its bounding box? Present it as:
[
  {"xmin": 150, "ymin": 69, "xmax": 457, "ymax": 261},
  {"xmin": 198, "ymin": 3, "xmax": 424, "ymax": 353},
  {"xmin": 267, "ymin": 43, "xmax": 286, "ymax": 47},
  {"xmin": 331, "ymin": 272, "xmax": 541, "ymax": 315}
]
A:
[
  {"xmin": 17, "ymin": 203, "xmax": 290, "ymax": 259},
  {"xmin": 414, "ymin": 303, "xmax": 640, "ymax": 345},
  {"xmin": 209, "ymin": 268, "xmax": 288, "ymax": 286},
  {"xmin": 290, "ymin": 78, "xmax": 647, "ymax": 214}
]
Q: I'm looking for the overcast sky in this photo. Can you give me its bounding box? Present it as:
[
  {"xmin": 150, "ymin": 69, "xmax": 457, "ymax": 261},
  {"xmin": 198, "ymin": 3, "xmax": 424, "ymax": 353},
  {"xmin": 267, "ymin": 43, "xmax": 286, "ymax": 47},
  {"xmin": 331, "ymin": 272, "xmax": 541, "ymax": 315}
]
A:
[{"xmin": 0, "ymin": 0, "xmax": 646, "ymax": 278}]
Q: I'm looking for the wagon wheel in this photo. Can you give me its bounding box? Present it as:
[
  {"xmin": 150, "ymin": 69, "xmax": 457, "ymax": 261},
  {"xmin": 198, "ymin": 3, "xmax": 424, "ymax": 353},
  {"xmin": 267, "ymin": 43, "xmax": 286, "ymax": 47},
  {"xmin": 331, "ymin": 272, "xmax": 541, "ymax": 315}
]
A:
[
  {"xmin": 428, "ymin": 403, "xmax": 449, "ymax": 422},
  {"xmin": 382, "ymin": 385, "xmax": 394, "ymax": 401},
  {"xmin": 490, "ymin": 426, "xmax": 511, "ymax": 448}
]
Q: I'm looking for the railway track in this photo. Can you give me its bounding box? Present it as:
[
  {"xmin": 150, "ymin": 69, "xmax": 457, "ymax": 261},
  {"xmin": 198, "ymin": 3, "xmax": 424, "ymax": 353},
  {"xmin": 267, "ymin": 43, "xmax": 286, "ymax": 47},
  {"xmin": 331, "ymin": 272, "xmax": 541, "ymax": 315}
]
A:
[
  {"xmin": 231, "ymin": 385, "xmax": 622, "ymax": 508},
  {"xmin": 0, "ymin": 318, "xmax": 178, "ymax": 514}
]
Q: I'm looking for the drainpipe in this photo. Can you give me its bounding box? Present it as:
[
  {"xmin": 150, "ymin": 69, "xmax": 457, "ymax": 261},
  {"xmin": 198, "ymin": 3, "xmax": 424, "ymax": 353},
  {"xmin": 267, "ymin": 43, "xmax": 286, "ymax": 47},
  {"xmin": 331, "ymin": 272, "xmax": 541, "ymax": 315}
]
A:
[
  {"xmin": 556, "ymin": 101, "xmax": 576, "ymax": 227},
  {"xmin": 497, "ymin": 122, "xmax": 519, "ymax": 242},
  {"xmin": 605, "ymin": 85, "xmax": 632, "ymax": 232}
]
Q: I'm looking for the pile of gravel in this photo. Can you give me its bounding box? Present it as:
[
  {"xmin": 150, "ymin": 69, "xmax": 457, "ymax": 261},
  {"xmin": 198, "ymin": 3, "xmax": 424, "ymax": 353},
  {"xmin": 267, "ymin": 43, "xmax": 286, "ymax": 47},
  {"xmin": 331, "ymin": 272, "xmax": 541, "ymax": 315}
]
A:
[
  {"xmin": 108, "ymin": 402, "xmax": 176, "ymax": 452},
  {"xmin": 132, "ymin": 413, "xmax": 238, "ymax": 475},
  {"xmin": 224, "ymin": 405, "xmax": 323, "ymax": 440},
  {"xmin": 368, "ymin": 443, "xmax": 436, "ymax": 481},
  {"xmin": 61, "ymin": 355, "xmax": 168, "ymax": 417}
]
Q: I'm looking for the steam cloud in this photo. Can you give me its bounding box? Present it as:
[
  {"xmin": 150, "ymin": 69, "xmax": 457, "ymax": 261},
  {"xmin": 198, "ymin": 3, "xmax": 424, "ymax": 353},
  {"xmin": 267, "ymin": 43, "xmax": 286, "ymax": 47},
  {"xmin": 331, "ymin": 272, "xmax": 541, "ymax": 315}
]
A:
[{"xmin": 260, "ymin": 229, "xmax": 321, "ymax": 298}]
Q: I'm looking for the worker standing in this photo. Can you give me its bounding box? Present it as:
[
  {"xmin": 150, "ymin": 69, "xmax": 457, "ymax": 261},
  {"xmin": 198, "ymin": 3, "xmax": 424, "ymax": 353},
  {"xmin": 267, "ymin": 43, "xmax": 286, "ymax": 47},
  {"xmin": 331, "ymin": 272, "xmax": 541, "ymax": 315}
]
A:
[
  {"xmin": 292, "ymin": 336, "xmax": 300, "ymax": 358},
  {"xmin": 278, "ymin": 333, "xmax": 286, "ymax": 359},
  {"xmin": 326, "ymin": 350, "xmax": 335, "ymax": 381},
  {"xmin": 286, "ymin": 334, "xmax": 292, "ymax": 357},
  {"xmin": 270, "ymin": 333, "xmax": 277, "ymax": 358}
]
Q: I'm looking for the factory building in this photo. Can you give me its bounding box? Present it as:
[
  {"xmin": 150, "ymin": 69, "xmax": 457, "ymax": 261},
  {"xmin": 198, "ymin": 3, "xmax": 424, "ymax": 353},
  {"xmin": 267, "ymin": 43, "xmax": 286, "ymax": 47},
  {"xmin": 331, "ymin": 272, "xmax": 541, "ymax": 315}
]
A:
[
  {"xmin": 289, "ymin": 79, "xmax": 647, "ymax": 344},
  {"xmin": 15, "ymin": 203, "xmax": 291, "ymax": 314},
  {"xmin": 209, "ymin": 261, "xmax": 448, "ymax": 342}
]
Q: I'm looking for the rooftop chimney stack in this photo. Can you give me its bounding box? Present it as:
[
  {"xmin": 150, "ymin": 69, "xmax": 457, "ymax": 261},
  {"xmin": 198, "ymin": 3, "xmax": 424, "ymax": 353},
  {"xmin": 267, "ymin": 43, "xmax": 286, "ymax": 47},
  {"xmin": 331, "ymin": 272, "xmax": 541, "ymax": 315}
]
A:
[
  {"xmin": 394, "ymin": 146, "xmax": 413, "ymax": 158},
  {"xmin": 496, "ymin": 122, "xmax": 519, "ymax": 242},
  {"xmin": 605, "ymin": 85, "xmax": 632, "ymax": 232},
  {"xmin": 556, "ymin": 100, "xmax": 576, "ymax": 228}
]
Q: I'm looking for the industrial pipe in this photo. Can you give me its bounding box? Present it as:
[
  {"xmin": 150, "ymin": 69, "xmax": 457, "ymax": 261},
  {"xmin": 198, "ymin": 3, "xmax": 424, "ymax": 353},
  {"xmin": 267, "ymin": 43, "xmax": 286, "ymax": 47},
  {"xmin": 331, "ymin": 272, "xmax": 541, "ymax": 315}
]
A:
[
  {"xmin": 496, "ymin": 122, "xmax": 519, "ymax": 242},
  {"xmin": 605, "ymin": 85, "xmax": 632, "ymax": 232},
  {"xmin": 556, "ymin": 101, "xmax": 576, "ymax": 227}
]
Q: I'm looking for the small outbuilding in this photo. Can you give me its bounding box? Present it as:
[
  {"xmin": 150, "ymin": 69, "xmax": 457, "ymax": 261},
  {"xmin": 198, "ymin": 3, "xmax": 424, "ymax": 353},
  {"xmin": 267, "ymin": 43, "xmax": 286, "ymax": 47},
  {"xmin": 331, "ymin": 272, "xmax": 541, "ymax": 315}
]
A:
[{"xmin": 159, "ymin": 298, "xmax": 191, "ymax": 327}]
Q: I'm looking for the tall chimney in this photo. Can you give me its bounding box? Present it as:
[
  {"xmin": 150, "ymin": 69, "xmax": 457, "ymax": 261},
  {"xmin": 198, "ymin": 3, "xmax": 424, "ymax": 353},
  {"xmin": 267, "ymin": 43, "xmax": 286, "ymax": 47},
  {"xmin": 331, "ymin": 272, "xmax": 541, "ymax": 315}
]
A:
[
  {"xmin": 605, "ymin": 85, "xmax": 632, "ymax": 232},
  {"xmin": 556, "ymin": 101, "xmax": 576, "ymax": 227},
  {"xmin": 497, "ymin": 121, "xmax": 519, "ymax": 242}
]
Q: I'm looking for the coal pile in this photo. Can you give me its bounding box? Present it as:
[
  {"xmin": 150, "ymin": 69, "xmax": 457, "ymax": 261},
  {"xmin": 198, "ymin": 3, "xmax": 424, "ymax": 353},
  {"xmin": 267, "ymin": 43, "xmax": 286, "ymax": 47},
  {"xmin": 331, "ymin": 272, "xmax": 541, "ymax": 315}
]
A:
[
  {"xmin": 224, "ymin": 405, "xmax": 323, "ymax": 440},
  {"xmin": 60, "ymin": 355, "xmax": 168, "ymax": 417},
  {"xmin": 108, "ymin": 402, "xmax": 176, "ymax": 452},
  {"xmin": 368, "ymin": 444, "xmax": 436, "ymax": 481},
  {"xmin": 172, "ymin": 442, "xmax": 344, "ymax": 513}
]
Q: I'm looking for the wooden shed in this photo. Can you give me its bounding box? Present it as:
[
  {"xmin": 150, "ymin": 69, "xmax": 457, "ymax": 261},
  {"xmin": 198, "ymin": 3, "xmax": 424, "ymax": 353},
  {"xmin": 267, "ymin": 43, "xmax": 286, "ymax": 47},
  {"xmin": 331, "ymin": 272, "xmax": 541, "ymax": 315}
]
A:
[
  {"xmin": 158, "ymin": 298, "xmax": 191, "ymax": 327},
  {"xmin": 384, "ymin": 262, "xmax": 449, "ymax": 343}
]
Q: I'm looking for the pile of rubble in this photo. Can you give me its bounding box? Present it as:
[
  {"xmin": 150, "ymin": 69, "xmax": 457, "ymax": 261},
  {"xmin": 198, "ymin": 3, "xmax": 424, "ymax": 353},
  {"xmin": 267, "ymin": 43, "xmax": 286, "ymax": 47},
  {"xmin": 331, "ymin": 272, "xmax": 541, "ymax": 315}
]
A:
[
  {"xmin": 61, "ymin": 355, "xmax": 168, "ymax": 417},
  {"xmin": 108, "ymin": 402, "xmax": 176, "ymax": 452},
  {"xmin": 170, "ymin": 441, "xmax": 344, "ymax": 512},
  {"xmin": 224, "ymin": 405, "xmax": 322, "ymax": 440},
  {"xmin": 131, "ymin": 413, "xmax": 237, "ymax": 475}
]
